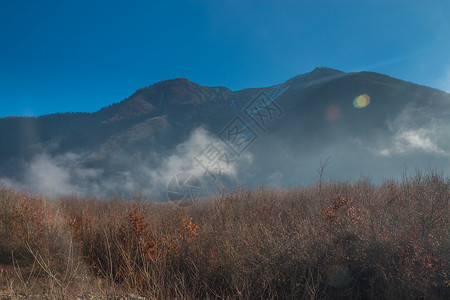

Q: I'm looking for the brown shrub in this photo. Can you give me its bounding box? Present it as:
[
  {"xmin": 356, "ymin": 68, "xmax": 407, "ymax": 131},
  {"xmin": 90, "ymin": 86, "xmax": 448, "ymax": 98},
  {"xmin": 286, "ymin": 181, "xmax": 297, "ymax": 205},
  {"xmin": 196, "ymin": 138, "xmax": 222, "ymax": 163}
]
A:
[{"xmin": 0, "ymin": 172, "xmax": 448, "ymax": 299}]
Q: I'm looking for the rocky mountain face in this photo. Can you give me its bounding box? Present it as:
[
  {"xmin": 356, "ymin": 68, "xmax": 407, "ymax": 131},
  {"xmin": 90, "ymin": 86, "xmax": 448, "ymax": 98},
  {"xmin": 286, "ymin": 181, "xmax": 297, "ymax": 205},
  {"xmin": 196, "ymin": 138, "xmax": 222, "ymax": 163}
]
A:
[{"xmin": 1, "ymin": 67, "xmax": 449, "ymax": 199}]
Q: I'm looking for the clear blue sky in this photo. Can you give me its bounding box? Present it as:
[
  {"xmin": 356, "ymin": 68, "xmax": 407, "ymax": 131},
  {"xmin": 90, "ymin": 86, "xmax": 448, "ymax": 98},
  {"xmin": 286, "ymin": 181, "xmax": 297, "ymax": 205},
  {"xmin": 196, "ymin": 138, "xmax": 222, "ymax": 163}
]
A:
[{"xmin": 1, "ymin": 0, "xmax": 449, "ymax": 117}]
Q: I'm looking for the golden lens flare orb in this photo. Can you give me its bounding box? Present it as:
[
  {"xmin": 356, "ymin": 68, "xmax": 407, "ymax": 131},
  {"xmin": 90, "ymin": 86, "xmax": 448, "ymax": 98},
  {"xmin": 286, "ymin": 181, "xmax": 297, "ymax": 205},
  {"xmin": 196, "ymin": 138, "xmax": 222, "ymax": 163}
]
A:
[{"xmin": 353, "ymin": 94, "xmax": 370, "ymax": 109}]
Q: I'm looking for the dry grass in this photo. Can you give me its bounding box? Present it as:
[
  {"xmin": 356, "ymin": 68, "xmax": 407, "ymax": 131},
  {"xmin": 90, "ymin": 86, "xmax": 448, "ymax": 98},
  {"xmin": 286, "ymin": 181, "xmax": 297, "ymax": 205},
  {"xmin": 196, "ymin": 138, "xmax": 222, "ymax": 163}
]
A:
[{"xmin": 0, "ymin": 171, "xmax": 448, "ymax": 299}]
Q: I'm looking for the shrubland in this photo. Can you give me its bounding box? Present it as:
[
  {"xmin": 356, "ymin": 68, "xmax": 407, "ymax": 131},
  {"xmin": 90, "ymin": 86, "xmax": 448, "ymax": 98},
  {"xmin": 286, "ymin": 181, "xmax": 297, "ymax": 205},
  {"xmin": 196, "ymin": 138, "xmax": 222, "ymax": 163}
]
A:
[{"xmin": 0, "ymin": 171, "xmax": 448, "ymax": 299}]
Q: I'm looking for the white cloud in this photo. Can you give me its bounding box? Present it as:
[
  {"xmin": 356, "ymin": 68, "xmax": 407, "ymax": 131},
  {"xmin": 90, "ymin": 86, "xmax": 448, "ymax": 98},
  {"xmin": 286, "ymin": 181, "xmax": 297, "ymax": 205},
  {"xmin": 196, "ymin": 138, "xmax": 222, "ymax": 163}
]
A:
[
  {"xmin": 360, "ymin": 102, "xmax": 450, "ymax": 157},
  {"xmin": 144, "ymin": 127, "xmax": 253, "ymax": 197},
  {"xmin": 20, "ymin": 152, "xmax": 107, "ymax": 196},
  {"xmin": 376, "ymin": 128, "xmax": 448, "ymax": 156},
  {"xmin": 4, "ymin": 127, "xmax": 253, "ymax": 199},
  {"xmin": 396, "ymin": 129, "xmax": 445, "ymax": 154}
]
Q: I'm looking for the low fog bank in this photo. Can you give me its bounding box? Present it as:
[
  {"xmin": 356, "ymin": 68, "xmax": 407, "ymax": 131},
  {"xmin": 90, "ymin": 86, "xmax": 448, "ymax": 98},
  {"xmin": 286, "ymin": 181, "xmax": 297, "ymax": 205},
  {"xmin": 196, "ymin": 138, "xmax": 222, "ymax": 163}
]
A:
[{"xmin": 3, "ymin": 122, "xmax": 449, "ymax": 201}]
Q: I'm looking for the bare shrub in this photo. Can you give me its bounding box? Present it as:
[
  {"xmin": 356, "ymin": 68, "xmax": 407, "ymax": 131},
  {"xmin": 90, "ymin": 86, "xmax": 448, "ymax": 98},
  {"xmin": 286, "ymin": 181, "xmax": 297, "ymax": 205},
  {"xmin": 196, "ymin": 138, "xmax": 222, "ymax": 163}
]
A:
[{"xmin": 0, "ymin": 172, "xmax": 448, "ymax": 299}]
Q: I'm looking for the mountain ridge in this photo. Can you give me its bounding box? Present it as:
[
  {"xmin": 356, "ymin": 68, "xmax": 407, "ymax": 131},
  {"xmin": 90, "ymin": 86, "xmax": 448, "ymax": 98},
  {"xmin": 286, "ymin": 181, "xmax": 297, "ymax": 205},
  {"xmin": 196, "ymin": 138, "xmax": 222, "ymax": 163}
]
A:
[{"xmin": 1, "ymin": 67, "xmax": 448, "ymax": 121}]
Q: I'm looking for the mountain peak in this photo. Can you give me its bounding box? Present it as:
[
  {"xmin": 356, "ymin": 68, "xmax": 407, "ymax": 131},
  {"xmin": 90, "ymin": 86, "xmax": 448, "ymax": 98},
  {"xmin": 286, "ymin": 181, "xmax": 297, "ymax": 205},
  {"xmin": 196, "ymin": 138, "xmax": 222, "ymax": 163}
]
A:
[
  {"xmin": 149, "ymin": 78, "xmax": 195, "ymax": 89},
  {"xmin": 156, "ymin": 77, "xmax": 191, "ymax": 84},
  {"xmin": 284, "ymin": 67, "xmax": 346, "ymax": 88},
  {"xmin": 311, "ymin": 66, "xmax": 343, "ymax": 73}
]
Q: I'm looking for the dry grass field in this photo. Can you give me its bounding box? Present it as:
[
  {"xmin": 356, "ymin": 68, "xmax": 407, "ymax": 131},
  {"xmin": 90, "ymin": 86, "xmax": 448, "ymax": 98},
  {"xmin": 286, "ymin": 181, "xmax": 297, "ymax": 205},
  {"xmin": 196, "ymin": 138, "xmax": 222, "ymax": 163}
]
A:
[{"xmin": 0, "ymin": 172, "xmax": 448, "ymax": 299}]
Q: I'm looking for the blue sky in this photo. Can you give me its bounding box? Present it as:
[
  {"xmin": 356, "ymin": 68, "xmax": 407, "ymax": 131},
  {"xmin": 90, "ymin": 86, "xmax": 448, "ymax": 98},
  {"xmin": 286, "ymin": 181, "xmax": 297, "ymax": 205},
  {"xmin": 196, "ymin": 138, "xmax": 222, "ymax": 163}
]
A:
[{"xmin": 1, "ymin": 0, "xmax": 449, "ymax": 117}]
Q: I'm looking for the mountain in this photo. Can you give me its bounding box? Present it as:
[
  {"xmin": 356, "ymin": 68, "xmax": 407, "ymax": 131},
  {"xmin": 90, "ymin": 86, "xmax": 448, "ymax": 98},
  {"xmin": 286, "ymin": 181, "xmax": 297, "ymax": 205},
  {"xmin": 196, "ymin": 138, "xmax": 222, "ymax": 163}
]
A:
[{"xmin": 1, "ymin": 67, "xmax": 449, "ymax": 198}]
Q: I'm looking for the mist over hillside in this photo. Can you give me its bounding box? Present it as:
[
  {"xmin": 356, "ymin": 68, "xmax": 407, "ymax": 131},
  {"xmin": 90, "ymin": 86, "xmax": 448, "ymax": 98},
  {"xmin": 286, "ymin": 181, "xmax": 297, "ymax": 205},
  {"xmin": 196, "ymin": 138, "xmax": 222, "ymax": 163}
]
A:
[{"xmin": 1, "ymin": 67, "xmax": 449, "ymax": 199}]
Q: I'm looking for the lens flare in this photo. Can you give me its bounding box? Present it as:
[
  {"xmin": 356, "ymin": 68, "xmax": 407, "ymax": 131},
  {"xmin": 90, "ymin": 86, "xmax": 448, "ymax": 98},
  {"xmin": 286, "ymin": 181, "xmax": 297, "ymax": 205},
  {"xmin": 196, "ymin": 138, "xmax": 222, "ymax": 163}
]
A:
[
  {"xmin": 324, "ymin": 104, "xmax": 342, "ymax": 121},
  {"xmin": 353, "ymin": 94, "xmax": 370, "ymax": 109}
]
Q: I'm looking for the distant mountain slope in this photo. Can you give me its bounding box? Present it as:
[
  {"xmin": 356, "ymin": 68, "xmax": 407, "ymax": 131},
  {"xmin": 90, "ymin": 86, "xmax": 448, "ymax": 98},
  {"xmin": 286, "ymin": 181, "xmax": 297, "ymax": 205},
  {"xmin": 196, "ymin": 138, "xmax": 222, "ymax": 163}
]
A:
[{"xmin": 1, "ymin": 67, "xmax": 449, "ymax": 198}]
